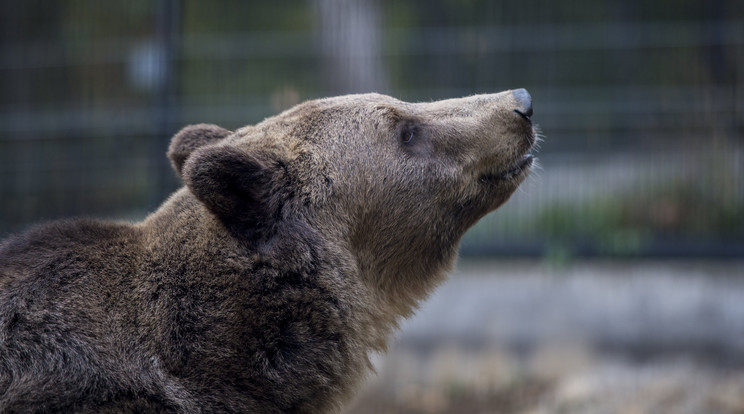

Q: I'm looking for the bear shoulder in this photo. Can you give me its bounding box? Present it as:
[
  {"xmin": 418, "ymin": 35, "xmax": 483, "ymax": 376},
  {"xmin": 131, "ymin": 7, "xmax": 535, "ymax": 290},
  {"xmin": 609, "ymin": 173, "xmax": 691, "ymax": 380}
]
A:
[{"xmin": 0, "ymin": 218, "xmax": 138, "ymax": 289}]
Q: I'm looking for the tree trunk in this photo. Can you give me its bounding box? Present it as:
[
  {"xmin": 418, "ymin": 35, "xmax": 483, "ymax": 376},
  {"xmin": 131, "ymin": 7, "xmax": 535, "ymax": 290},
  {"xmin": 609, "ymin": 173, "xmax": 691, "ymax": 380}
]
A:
[{"xmin": 313, "ymin": 0, "xmax": 388, "ymax": 95}]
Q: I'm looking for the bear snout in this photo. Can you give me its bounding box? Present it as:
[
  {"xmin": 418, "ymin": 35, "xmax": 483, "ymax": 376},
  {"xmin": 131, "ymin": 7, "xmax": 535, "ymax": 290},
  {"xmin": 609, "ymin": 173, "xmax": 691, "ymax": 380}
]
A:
[
  {"xmin": 512, "ymin": 88, "xmax": 533, "ymax": 123},
  {"xmin": 510, "ymin": 88, "xmax": 537, "ymax": 149}
]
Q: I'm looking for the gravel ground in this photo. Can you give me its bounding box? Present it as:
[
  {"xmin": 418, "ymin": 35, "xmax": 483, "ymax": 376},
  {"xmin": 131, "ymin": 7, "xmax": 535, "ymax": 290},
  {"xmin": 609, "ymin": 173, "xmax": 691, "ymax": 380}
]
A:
[{"xmin": 343, "ymin": 259, "xmax": 744, "ymax": 414}]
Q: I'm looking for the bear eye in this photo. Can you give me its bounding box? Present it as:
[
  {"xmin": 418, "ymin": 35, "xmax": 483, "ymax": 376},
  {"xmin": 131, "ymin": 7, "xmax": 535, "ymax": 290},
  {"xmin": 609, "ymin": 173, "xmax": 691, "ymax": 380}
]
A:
[{"xmin": 401, "ymin": 128, "xmax": 415, "ymax": 144}]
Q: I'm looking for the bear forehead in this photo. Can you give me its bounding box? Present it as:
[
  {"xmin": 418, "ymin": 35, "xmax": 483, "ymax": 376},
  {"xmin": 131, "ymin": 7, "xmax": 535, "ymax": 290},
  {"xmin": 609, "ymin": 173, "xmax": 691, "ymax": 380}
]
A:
[
  {"xmin": 287, "ymin": 93, "xmax": 412, "ymax": 121},
  {"xmin": 235, "ymin": 94, "xmax": 408, "ymax": 147},
  {"xmin": 315, "ymin": 92, "xmax": 404, "ymax": 107},
  {"xmin": 305, "ymin": 92, "xmax": 488, "ymax": 120}
]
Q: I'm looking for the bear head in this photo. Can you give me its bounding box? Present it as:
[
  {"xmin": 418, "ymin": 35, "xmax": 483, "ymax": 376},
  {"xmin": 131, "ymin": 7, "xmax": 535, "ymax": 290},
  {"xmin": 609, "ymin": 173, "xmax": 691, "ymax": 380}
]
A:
[{"xmin": 169, "ymin": 90, "xmax": 537, "ymax": 311}]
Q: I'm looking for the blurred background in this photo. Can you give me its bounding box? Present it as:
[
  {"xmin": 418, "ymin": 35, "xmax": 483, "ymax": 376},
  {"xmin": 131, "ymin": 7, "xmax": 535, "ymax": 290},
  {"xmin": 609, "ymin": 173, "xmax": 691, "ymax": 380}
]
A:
[{"xmin": 1, "ymin": 0, "xmax": 743, "ymax": 413}]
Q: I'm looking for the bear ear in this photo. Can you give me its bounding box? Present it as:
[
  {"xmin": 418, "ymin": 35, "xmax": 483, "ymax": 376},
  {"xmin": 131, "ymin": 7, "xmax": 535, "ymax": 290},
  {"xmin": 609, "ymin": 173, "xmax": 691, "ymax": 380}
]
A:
[
  {"xmin": 168, "ymin": 124, "xmax": 232, "ymax": 178},
  {"xmin": 182, "ymin": 145, "xmax": 273, "ymax": 230}
]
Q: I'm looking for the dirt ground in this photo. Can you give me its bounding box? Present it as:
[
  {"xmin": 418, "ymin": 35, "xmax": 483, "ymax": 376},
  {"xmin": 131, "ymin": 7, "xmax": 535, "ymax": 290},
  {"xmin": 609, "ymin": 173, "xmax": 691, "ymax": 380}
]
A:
[
  {"xmin": 343, "ymin": 260, "xmax": 744, "ymax": 414},
  {"xmin": 345, "ymin": 345, "xmax": 744, "ymax": 414}
]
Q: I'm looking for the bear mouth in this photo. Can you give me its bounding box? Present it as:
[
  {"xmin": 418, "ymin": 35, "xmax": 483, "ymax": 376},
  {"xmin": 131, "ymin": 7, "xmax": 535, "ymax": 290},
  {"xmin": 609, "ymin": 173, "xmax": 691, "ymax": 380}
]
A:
[{"xmin": 480, "ymin": 153, "xmax": 535, "ymax": 182}]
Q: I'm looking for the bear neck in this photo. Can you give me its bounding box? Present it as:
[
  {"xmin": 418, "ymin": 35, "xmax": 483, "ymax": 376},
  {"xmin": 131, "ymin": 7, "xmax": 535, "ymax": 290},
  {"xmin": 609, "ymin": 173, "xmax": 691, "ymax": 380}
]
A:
[
  {"xmin": 317, "ymin": 210, "xmax": 462, "ymax": 323},
  {"xmin": 139, "ymin": 188, "xmax": 415, "ymax": 357}
]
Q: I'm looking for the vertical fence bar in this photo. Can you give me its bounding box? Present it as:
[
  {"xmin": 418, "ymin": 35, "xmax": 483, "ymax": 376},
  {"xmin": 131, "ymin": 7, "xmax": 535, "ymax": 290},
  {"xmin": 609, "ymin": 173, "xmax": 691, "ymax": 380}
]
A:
[{"xmin": 150, "ymin": 0, "xmax": 182, "ymax": 211}]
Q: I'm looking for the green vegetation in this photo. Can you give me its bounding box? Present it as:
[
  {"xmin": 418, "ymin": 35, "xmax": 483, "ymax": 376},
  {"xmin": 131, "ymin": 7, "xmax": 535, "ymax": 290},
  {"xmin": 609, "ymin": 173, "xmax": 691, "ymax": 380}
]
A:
[{"xmin": 463, "ymin": 156, "xmax": 743, "ymax": 258}]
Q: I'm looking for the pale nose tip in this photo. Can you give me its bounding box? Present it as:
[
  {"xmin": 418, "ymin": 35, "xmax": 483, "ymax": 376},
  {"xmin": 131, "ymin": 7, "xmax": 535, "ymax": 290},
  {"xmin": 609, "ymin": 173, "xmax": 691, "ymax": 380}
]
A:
[{"xmin": 512, "ymin": 88, "xmax": 533, "ymax": 118}]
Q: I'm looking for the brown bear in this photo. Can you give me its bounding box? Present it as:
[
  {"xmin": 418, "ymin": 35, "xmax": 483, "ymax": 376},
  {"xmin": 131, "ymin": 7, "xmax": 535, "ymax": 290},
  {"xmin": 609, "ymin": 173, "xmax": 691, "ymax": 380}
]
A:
[{"xmin": 0, "ymin": 89, "xmax": 537, "ymax": 413}]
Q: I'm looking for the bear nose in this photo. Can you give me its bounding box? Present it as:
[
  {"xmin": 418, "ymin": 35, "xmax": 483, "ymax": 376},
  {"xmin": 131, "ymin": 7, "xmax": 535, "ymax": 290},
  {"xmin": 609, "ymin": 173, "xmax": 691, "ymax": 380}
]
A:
[{"xmin": 512, "ymin": 88, "xmax": 533, "ymax": 120}]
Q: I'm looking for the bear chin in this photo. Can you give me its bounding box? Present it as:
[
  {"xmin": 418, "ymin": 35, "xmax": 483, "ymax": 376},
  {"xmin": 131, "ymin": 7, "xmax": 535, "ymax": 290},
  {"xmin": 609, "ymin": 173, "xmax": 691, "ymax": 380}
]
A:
[{"xmin": 481, "ymin": 153, "xmax": 535, "ymax": 182}]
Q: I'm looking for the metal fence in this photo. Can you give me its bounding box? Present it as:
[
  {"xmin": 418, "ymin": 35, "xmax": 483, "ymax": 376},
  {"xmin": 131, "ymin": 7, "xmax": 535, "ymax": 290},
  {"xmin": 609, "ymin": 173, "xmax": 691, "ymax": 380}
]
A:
[{"xmin": 1, "ymin": 0, "xmax": 742, "ymax": 257}]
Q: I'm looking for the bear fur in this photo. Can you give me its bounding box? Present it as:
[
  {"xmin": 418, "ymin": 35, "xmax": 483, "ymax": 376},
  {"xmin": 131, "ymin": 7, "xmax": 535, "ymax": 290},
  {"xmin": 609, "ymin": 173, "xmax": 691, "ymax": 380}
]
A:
[{"xmin": 0, "ymin": 91, "xmax": 537, "ymax": 413}]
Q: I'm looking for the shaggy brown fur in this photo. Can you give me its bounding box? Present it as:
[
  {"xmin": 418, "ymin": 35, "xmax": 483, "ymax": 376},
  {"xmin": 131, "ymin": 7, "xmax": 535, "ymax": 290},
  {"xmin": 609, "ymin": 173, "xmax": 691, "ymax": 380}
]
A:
[{"xmin": 0, "ymin": 90, "xmax": 537, "ymax": 413}]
